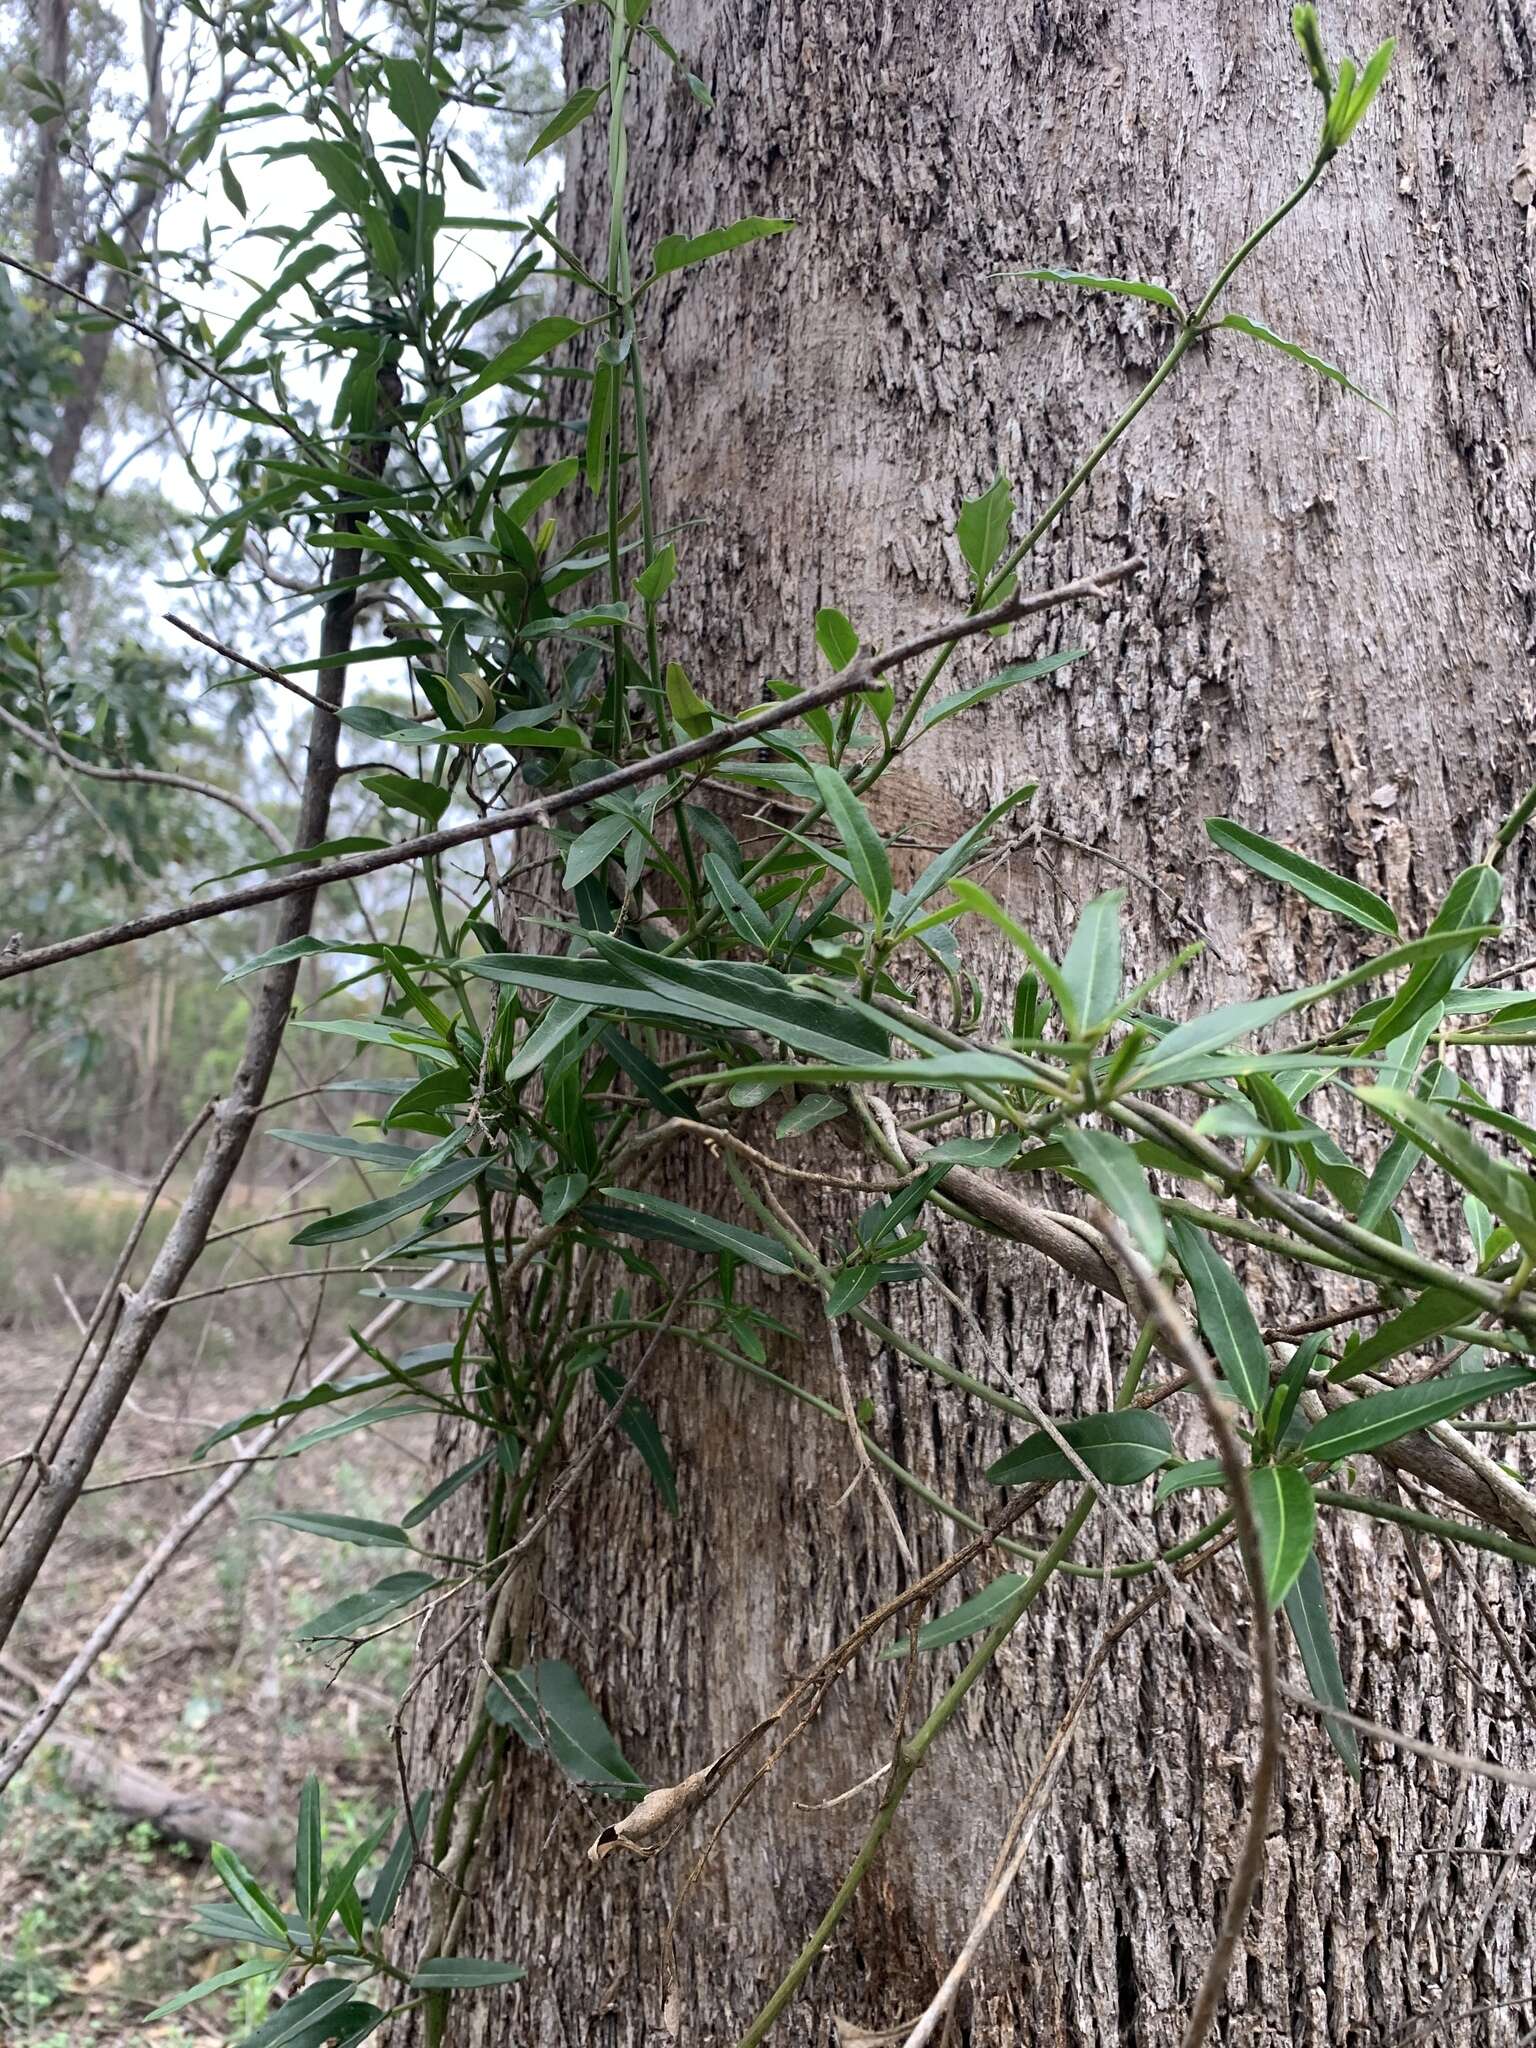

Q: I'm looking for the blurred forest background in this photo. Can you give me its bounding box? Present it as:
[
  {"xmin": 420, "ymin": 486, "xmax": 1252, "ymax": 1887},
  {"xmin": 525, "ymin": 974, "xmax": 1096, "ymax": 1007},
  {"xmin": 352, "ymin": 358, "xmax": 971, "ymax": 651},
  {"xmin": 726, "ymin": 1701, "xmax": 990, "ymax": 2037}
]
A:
[{"xmin": 0, "ymin": 0, "xmax": 552, "ymax": 2034}]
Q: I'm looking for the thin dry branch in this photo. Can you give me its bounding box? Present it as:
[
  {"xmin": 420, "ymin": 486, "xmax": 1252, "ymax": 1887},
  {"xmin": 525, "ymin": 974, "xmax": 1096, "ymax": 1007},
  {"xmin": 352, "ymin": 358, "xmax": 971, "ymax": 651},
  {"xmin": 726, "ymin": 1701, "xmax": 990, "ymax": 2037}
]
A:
[{"xmin": 0, "ymin": 556, "xmax": 1145, "ymax": 983}]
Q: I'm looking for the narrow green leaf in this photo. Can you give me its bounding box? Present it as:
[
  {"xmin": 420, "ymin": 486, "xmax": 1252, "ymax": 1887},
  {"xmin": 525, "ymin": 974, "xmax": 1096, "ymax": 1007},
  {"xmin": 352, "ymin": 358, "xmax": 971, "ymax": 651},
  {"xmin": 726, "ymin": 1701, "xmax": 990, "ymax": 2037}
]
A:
[
  {"xmin": 1283, "ymin": 1551, "xmax": 1360, "ymax": 1778},
  {"xmin": 949, "ymin": 878, "xmax": 1078, "ymax": 1029},
  {"xmin": 1060, "ymin": 1125, "xmax": 1165, "ymax": 1266},
  {"xmin": 917, "ymin": 652, "xmax": 1082, "ymax": 734},
  {"xmin": 985, "ymin": 1410, "xmax": 1174, "ymax": 1488},
  {"xmin": 408, "ymin": 1959, "xmax": 527, "ymax": 1989},
  {"xmin": 290, "ymin": 1156, "xmax": 487, "ymax": 1248},
  {"xmin": 1206, "ymin": 817, "xmax": 1398, "ymax": 936},
  {"xmin": 564, "ymin": 813, "xmax": 632, "ymax": 888},
  {"xmin": 434, "ymin": 315, "xmax": 582, "ymax": 417},
  {"xmin": 650, "ymin": 216, "xmax": 794, "ymax": 278},
  {"xmin": 295, "ymin": 1776, "xmax": 322, "ymax": 1926},
  {"xmin": 1004, "ymin": 265, "xmax": 1181, "ymax": 312},
  {"xmin": 884, "ymin": 1571, "xmax": 1029, "ymax": 1657},
  {"xmin": 524, "ymin": 85, "xmax": 600, "ymax": 161},
  {"xmin": 594, "ymin": 1361, "xmax": 678, "ymax": 1515},
  {"xmin": 1299, "ymin": 1366, "xmax": 1536, "ymax": 1464},
  {"xmin": 144, "ymin": 1958, "xmax": 276, "ymax": 2021},
  {"xmin": 1168, "ymin": 1216, "xmax": 1270, "ymax": 1415},
  {"xmin": 1217, "ymin": 313, "xmax": 1387, "ymax": 411},
  {"xmin": 369, "ymin": 1792, "xmax": 431, "ymax": 1926},
  {"xmin": 592, "ymin": 1188, "xmax": 794, "ymax": 1273},
  {"xmin": 811, "ymin": 764, "xmax": 891, "ymax": 922},
  {"xmin": 1155, "ymin": 1456, "xmax": 1226, "ymax": 1501},
  {"xmin": 1328, "ymin": 1286, "xmax": 1468, "ymax": 1384},
  {"xmin": 211, "ymin": 1843, "xmax": 289, "ymax": 1943},
  {"xmin": 775, "ymin": 1093, "xmax": 845, "ymax": 1137},
  {"xmin": 1355, "ymin": 1087, "xmax": 1536, "ymax": 1259},
  {"xmin": 1059, "ymin": 889, "xmax": 1123, "ymax": 1031},
  {"xmin": 665, "ymin": 658, "xmax": 714, "ymax": 737},
  {"xmin": 254, "ymin": 1509, "xmax": 410, "ymax": 1549},
  {"xmin": 486, "ymin": 1658, "xmax": 645, "ymax": 1799},
  {"xmin": 1247, "ymin": 1466, "xmax": 1316, "ymax": 1608}
]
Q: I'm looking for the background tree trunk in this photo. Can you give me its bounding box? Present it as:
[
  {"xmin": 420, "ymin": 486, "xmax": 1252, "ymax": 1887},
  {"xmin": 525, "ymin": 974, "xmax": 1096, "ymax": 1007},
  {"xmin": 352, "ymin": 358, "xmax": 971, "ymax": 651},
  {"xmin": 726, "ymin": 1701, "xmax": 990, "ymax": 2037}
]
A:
[{"xmin": 406, "ymin": 5, "xmax": 1536, "ymax": 2041}]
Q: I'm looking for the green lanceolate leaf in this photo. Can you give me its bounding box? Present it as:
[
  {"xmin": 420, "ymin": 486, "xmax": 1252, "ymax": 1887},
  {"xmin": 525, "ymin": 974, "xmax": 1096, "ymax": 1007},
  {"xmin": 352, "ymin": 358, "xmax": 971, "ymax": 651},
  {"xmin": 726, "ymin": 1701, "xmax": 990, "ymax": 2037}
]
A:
[
  {"xmin": 295, "ymin": 1775, "xmax": 322, "ymax": 1926},
  {"xmin": 1168, "ymin": 1216, "xmax": 1270, "ymax": 1414},
  {"xmin": 295, "ymin": 1570, "xmax": 438, "ymax": 1642},
  {"xmin": 594, "ymin": 1360, "xmax": 679, "ymax": 1515},
  {"xmin": 1060, "ymin": 1125, "xmax": 1165, "ymax": 1266},
  {"xmin": 1216, "ymin": 314, "xmax": 1386, "ymax": 411},
  {"xmin": 1328, "ymin": 1286, "xmax": 1468, "ymax": 1384},
  {"xmin": 382, "ymin": 56, "xmax": 444, "ymax": 141},
  {"xmin": 956, "ymin": 472, "xmax": 1014, "ymax": 587},
  {"xmin": 917, "ymin": 652, "xmax": 1082, "ymax": 734},
  {"xmin": 369, "ymin": 1792, "xmax": 431, "ymax": 1927},
  {"xmin": 361, "ymin": 771, "xmax": 451, "ymax": 823},
  {"xmin": 664, "ymin": 658, "xmax": 715, "ymax": 737},
  {"xmin": 564, "ymin": 812, "xmax": 633, "ymax": 888},
  {"xmin": 210, "ymin": 1842, "xmax": 288, "ymax": 1943},
  {"xmin": 143, "ymin": 1959, "xmax": 279, "ymax": 2022},
  {"xmin": 1004, "ymin": 266, "xmax": 1182, "ymax": 313},
  {"xmin": 467, "ymin": 938, "xmax": 890, "ymax": 1066},
  {"xmin": 591, "ymin": 1188, "xmax": 794, "ymax": 1273},
  {"xmin": 811, "ymin": 764, "xmax": 891, "ymax": 923},
  {"xmin": 1299, "ymin": 1365, "xmax": 1536, "ymax": 1465},
  {"xmin": 884, "ymin": 1570, "xmax": 1030, "ymax": 1657},
  {"xmin": 408, "ymin": 1959, "xmax": 528, "ymax": 1989},
  {"xmin": 649, "ymin": 216, "xmax": 794, "ymax": 279},
  {"xmin": 1206, "ymin": 817, "xmax": 1397, "ymax": 936},
  {"xmin": 433, "ymin": 315, "xmax": 583, "ymax": 417},
  {"xmin": 635, "ymin": 541, "xmax": 677, "ymax": 603},
  {"xmin": 1246, "ymin": 1465, "xmax": 1316, "ymax": 1608},
  {"xmin": 525, "ymin": 85, "xmax": 601, "ymax": 161},
  {"xmin": 486, "ymin": 1658, "xmax": 645, "ymax": 1800},
  {"xmin": 1059, "ymin": 888, "xmax": 1124, "ymax": 1032},
  {"xmin": 254, "ymin": 1509, "xmax": 411, "ymax": 1549},
  {"xmin": 985, "ymin": 1409, "xmax": 1174, "ymax": 1488},
  {"xmin": 1283, "ymin": 1550, "xmax": 1360, "ymax": 1778},
  {"xmin": 290, "ymin": 1155, "xmax": 487, "ymax": 1248},
  {"xmin": 1155, "ymin": 1456, "xmax": 1226, "ymax": 1501}
]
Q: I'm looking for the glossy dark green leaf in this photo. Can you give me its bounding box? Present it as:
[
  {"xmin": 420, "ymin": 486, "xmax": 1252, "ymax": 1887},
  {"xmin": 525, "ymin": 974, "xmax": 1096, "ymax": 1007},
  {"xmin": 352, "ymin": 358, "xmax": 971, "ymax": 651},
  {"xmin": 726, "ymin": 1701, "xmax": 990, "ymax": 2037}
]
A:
[
  {"xmin": 592, "ymin": 1188, "xmax": 794, "ymax": 1273},
  {"xmin": 985, "ymin": 1409, "xmax": 1174, "ymax": 1487},
  {"xmin": 1155, "ymin": 1456, "xmax": 1226, "ymax": 1501},
  {"xmin": 467, "ymin": 938, "xmax": 889, "ymax": 1066},
  {"xmin": 1328, "ymin": 1286, "xmax": 1467, "ymax": 1384},
  {"xmin": 885, "ymin": 1570, "xmax": 1029, "ymax": 1657},
  {"xmin": 594, "ymin": 1360, "xmax": 678, "ymax": 1515},
  {"xmin": 361, "ymin": 771, "xmax": 451, "ymax": 823},
  {"xmin": 1283, "ymin": 1550, "xmax": 1360, "ymax": 1778},
  {"xmin": 290, "ymin": 1155, "xmax": 487, "ymax": 1248},
  {"xmin": 1300, "ymin": 1366, "xmax": 1536, "ymax": 1464},
  {"xmin": 486, "ymin": 1658, "xmax": 645, "ymax": 1800},
  {"xmin": 1247, "ymin": 1466, "xmax": 1316, "ymax": 1608},
  {"xmin": 1168, "ymin": 1216, "xmax": 1269, "ymax": 1414}
]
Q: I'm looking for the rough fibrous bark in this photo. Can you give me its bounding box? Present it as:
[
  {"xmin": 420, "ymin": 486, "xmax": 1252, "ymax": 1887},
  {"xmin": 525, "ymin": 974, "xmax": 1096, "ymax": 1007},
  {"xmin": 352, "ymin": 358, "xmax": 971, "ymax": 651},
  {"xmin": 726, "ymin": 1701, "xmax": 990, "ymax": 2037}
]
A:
[{"xmin": 406, "ymin": 6, "xmax": 1536, "ymax": 2043}]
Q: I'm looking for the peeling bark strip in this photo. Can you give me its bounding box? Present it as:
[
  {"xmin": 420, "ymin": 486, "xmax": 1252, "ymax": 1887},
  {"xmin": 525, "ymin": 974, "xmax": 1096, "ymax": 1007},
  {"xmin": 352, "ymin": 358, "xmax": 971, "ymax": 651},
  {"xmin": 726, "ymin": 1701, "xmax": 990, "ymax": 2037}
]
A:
[
  {"xmin": 0, "ymin": 401, "xmax": 397, "ymax": 1654},
  {"xmin": 402, "ymin": 6, "xmax": 1536, "ymax": 2045}
]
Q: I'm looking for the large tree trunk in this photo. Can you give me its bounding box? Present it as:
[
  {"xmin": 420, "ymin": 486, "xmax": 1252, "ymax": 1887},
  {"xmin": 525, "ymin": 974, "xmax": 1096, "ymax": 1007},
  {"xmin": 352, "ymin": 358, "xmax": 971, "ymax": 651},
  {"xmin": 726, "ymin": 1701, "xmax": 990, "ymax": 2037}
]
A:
[{"xmin": 405, "ymin": 5, "xmax": 1536, "ymax": 2042}]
